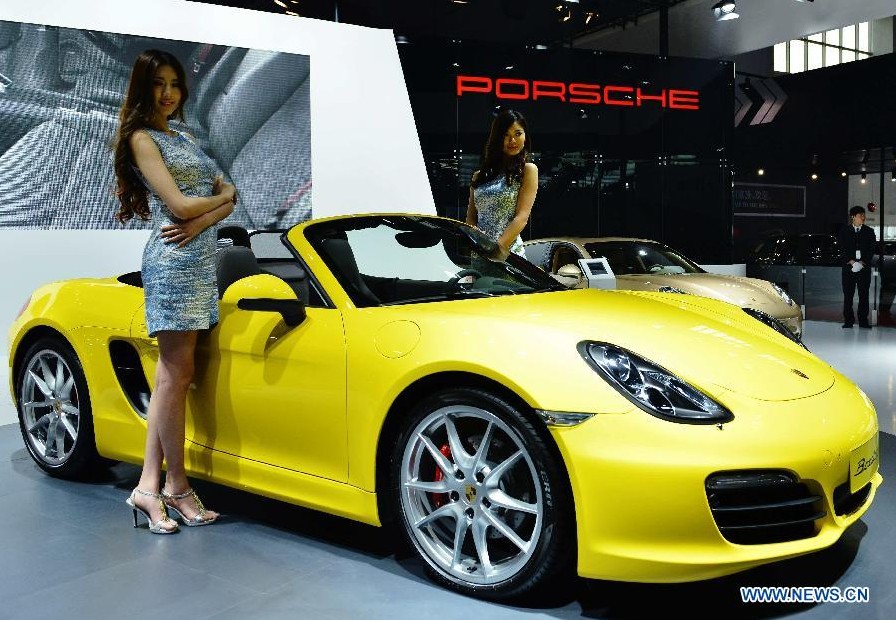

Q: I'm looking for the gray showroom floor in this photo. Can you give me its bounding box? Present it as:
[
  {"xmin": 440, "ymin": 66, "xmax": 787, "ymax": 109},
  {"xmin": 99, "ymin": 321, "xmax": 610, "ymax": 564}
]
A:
[{"xmin": 0, "ymin": 320, "xmax": 894, "ymax": 620}]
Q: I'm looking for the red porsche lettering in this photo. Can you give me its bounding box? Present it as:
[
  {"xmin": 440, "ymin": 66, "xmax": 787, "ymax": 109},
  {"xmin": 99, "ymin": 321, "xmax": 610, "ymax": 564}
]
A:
[
  {"xmin": 532, "ymin": 81, "xmax": 566, "ymax": 101},
  {"xmin": 569, "ymin": 82, "xmax": 601, "ymax": 104},
  {"xmin": 603, "ymin": 85, "xmax": 634, "ymax": 107},
  {"xmin": 456, "ymin": 75, "xmax": 700, "ymax": 111},
  {"xmin": 456, "ymin": 75, "xmax": 492, "ymax": 97},
  {"xmin": 495, "ymin": 78, "xmax": 529, "ymax": 100},
  {"xmin": 669, "ymin": 89, "xmax": 700, "ymax": 110}
]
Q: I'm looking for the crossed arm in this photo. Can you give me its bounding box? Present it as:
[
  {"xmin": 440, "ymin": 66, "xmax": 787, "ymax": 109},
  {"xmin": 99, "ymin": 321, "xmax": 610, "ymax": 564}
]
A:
[{"xmin": 130, "ymin": 130, "xmax": 236, "ymax": 246}]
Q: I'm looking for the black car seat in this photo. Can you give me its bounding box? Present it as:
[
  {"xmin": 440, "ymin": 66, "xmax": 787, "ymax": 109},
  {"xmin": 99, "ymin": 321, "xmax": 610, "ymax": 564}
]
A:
[
  {"xmin": 319, "ymin": 237, "xmax": 380, "ymax": 307},
  {"xmin": 216, "ymin": 245, "xmax": 261, "ymax": 298},
  {"xmin": 217, "ymin": 224, "xmax": 251, "ymax": 248}
]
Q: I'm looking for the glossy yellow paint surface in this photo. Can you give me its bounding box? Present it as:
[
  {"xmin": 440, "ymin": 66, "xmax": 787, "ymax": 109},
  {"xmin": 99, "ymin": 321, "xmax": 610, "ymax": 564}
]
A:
[{"xmin": 8, "ymin": 214, "xmax": 881, "ymax": 582}]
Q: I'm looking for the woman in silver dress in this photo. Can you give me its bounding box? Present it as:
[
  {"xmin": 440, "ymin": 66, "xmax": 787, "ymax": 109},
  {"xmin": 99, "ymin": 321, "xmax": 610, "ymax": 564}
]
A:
[
  {"xmin": 465, "ymin": 109, "xmax": 538, "ymax": 257},
  {"xmin": 113, "ymin": 49, "xmax": 233, "ymax": 533}
]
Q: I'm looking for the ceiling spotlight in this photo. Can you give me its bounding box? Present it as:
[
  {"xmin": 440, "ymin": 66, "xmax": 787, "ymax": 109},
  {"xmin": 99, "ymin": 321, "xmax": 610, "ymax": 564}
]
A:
[
  {"xmin": 891, "ymin": 170, "xmax": 895, "ymax": 182},
  {"xmin": 712, "ymin": 1, "xmax": 739, "ymax": 21},
  {"xmin": 757, "ymin": 168, "xmax": 765, "ymax": 176},
  {"xmin": 841, "ymin": 171, "xmax": 847, "ymax": 177},
  {"xmin": 555, "ymin": 3, "xmax": 573, "ymax": 22},
  {"xmin": 860, "ymin": 172, "xmax": 867, "ymax": 183},
  {"xmin": 811, "ymin": 173, "xmax": 818, "ymax": 180}
]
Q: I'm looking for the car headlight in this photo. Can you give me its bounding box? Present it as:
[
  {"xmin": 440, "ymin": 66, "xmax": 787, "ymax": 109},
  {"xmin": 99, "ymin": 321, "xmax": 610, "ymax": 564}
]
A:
[
  {"xmin": 771, "ymin": 283, "xmax": 795, "ymax": 306},
  {"xmin": 578, "ymin": 342, "xmax": 733, "ymax": 424},
  {"xmin": 658, "ymin": 286, "xmax": 687, "ymax": 294},
  {"xmin": 742, "ymin": 307, "xmax": 807, "ymax": 350}
]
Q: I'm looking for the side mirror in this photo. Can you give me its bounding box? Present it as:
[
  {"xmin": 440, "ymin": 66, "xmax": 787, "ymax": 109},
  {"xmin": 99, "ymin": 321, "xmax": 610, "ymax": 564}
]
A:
[
  {"xmin": 238, "ymin": 297, "xmax": 305, "ymax": 326},
  {"xmin": 553, "ymin": 263, "xmax": 584, "ymax": 288},
  {"xmin": 222, "ymin": 273, "xmax": 305, "ymax": 327},
  {"xmin": 557, "ymin": 264, "xmax": 582, "ymax": 278},
  {"xmin": 218, "ymin": 274, "xmax": 305, "ymax": 355}
]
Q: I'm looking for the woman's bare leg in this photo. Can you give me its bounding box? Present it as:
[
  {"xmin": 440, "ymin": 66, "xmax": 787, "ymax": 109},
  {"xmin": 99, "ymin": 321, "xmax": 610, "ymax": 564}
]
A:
[{"xmin": 133, "ymin": 330, "xmax": 198, "ymax": 525}]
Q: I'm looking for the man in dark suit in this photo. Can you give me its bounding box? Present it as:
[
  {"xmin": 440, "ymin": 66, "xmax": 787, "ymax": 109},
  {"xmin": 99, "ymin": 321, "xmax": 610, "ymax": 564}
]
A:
[{"xmin": 837, "ymin": 205, "xmax": 877, "ymax": 328}]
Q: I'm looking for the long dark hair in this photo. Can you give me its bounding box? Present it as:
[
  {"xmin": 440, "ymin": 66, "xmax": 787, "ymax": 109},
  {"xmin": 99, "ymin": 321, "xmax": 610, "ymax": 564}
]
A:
[
  {"xmin": 113, "ymin": 49, "xmax": 189, "ymax": 223},
  {"xmin": 471, "ymin": 108, "xmax": 531, "ymax": 188}
]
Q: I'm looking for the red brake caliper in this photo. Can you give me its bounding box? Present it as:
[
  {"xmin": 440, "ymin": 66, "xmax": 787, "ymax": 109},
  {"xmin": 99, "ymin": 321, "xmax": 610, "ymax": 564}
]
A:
[{"xmin": 431, "ymin": 443, "xmax": 452, "ymax": 508}]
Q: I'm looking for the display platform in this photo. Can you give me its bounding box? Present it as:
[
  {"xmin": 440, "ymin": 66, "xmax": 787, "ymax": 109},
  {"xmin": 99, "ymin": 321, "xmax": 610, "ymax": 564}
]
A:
[{"xmin": 0, "ymin": 423, "xmax": 891, "ymax": 619}]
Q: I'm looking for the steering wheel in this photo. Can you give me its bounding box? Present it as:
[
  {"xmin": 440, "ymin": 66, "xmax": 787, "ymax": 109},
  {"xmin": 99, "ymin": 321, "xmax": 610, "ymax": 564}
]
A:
[{"xmin": 448, "ymin": 269, "xmax": 482, "ymax": 286}]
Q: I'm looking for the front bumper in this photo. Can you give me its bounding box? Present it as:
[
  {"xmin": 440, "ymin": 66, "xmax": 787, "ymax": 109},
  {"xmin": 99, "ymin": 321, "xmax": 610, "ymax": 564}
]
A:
[{"xmin": 551, "ymin": 374, "xmax": 880, "ymax": 582}]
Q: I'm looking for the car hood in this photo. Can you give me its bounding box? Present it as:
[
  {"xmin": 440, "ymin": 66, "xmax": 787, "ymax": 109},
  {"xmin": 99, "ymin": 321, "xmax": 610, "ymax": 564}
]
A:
[
  {"xmin": 421, "ymin": 289, "xmax": 831, "ymax": 401},
  {"xmin": 617, "ymin": 273, "xmax": 789, "ymax": 309}
]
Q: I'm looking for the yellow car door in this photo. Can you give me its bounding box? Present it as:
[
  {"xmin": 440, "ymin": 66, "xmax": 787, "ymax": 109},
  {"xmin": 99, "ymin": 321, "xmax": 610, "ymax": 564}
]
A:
[{"xmin": 132, "ymin": 274, "xmax": 348, "ymax": 483}]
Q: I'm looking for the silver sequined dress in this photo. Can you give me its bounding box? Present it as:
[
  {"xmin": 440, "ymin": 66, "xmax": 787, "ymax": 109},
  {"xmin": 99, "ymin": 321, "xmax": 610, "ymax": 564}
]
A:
[
  {"xmin": 472, "ymin": 174, "xmax": 525, "ymax": 256},
  {"xmin": 140, "ymin": 129, "xmax": 220, "ymax": 337}
]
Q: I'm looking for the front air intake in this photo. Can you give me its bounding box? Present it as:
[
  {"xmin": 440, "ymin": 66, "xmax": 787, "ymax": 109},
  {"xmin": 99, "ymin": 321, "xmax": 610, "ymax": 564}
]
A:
[{"xmin": 706, "ymin": 470, "xmax": 824, "ymax": 545}]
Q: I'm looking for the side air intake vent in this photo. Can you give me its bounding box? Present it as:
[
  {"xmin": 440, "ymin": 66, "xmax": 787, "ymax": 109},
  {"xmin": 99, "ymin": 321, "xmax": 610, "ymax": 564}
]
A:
[{"xmin": 109, "ymin": 340, "xmax": 151, "ymax": 418}]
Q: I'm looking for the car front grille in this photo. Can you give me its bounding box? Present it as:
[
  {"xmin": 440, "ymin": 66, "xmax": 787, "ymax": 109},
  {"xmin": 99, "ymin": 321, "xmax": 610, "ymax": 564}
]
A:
[{"xmin": 705, "ymin": 471, "xmax": 824, "ymax": 545}]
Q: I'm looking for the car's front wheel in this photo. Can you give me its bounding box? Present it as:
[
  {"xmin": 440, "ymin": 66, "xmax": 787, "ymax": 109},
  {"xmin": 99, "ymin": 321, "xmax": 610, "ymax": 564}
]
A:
[
  {"xmin": 391, "ymin": 387, "xmax": 573, "ymax": 601},
  {"xmin": 16, "ymin": 336, "xmax": 100, "ymax": 478}
]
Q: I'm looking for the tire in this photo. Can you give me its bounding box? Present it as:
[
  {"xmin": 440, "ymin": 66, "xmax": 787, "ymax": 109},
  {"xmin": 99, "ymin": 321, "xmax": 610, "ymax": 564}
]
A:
[
  {"xmin": 16, "ymin": 336, "xmax": 101, "ymax": 478},
  {"xmin": 389, "ymin": 387, "xmax": 574, "ymax": 601}
]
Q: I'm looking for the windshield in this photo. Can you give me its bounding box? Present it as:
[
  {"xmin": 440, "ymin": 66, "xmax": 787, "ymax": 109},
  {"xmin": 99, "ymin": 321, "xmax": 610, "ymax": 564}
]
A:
[
  {"xmin": 583, "ymin": 241, "xmax": 704, "ymax": 275},
  {"xmin": 304, "ymin": 216, "xmax": 562, "ymax": 307}
]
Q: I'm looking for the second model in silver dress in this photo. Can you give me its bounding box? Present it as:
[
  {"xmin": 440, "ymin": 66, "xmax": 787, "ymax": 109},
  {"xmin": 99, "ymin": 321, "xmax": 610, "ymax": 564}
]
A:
[{"xmin": 472, "ymin": 174, "xmax": 526, "ymax": 257}]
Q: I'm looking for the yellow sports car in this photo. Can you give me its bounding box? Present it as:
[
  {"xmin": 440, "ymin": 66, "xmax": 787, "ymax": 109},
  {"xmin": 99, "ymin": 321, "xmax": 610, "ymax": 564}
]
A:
[
  {"xmin": 524, "ymin": 237, "xmax": 804, "ymax": 338},
  {"xmin": 8, "ymin": 214, "xmax": 880, "ymax": 601}
]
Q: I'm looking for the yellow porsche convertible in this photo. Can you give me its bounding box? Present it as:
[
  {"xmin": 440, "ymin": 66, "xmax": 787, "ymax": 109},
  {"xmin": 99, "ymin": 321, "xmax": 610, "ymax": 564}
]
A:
[{"xmin": 8, "ymin": 214, "xmax": 881, "ymax": 601}]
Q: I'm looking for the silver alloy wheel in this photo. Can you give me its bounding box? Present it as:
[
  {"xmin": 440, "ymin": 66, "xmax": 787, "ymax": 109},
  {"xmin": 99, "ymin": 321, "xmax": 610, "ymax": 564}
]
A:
[
  {"xmin": 20, "ymin": 349, "xmax": 81, "ymax": 466},
  {"xmin": 401, "ymin": 404, "xmax": 543, "ymax": 586}
]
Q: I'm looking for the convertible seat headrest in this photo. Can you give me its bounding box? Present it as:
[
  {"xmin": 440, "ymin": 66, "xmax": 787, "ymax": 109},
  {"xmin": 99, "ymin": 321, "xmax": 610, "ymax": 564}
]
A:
[{"xmin": 216, "ymin": 245, "xmax": 261, "ymax": 298}]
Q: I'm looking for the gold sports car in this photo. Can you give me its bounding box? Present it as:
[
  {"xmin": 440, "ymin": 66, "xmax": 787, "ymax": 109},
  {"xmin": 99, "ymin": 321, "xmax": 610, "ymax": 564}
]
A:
[
  {"xmin": 8, "ymin": 214, "xmax": 880, "ymax": 601},
  {"xmin": 523, "ymin": 237, "xmax": 804, "ymax": 338}
]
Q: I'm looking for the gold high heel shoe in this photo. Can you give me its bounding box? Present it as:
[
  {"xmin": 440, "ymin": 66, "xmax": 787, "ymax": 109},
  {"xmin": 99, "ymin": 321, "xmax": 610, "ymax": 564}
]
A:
[
  {"xmin": 126, "ymin": 488, "xmax": 179, "ymax": 534},
  {"xmin": 161, "ymin": 488, "xmax": 218, "ymax": 526}
]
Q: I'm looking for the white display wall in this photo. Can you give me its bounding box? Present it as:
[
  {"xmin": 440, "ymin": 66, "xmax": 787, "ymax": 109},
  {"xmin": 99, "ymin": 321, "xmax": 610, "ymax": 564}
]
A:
[{"xmin": 0, "ymin": 0, "xmax": 434, "ymax": 425}]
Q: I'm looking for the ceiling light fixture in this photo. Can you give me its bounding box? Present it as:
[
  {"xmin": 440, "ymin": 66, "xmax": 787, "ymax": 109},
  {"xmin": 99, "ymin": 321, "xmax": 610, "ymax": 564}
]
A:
[
  {"xmin": 811, "ymin": 173, "xmax": 818, "ymax": 180},
  {"xmin": 712, "ymin": 1, "xmax": 739, "ymax": 21},
  {"xmin": 757, "ymin": 168, "xmax": 765, "ymax": 176},
  {"xmin": 585, "ymin": 11, "xmax": 598, "ymax": 25},
  {"xmin": 860, "ymin": 172, "xmax": 867, "ymax": 183},
  {"xmin": 891, "ymin": 170, "xmax": 895, "ymax": 182}
]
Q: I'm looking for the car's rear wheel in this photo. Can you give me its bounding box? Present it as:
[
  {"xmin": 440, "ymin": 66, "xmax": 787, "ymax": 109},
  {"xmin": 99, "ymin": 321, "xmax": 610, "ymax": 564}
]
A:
[
  {"xmin": 16, "ymin": 336, "xmax": 100, "ymax": 478},
  {"xmin": 390, "ymin": 387, "xmax": 573, "ymax": 601}
]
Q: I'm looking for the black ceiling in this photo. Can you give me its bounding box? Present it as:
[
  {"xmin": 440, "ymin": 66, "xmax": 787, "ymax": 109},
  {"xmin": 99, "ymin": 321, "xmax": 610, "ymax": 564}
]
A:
[{"xmin": 189, "ymin": 0, "xmax": 687, "ymax": 47}]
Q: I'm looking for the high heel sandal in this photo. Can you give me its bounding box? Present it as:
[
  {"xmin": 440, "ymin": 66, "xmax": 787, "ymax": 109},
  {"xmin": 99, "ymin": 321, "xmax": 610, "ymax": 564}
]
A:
[
  {"xmin": 126, "ymin": 488, "xmax": 179, "ymax": 534},
  {"xmin": 161, "ymin": 488, "xmax": 218, "ymax": 526}
]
